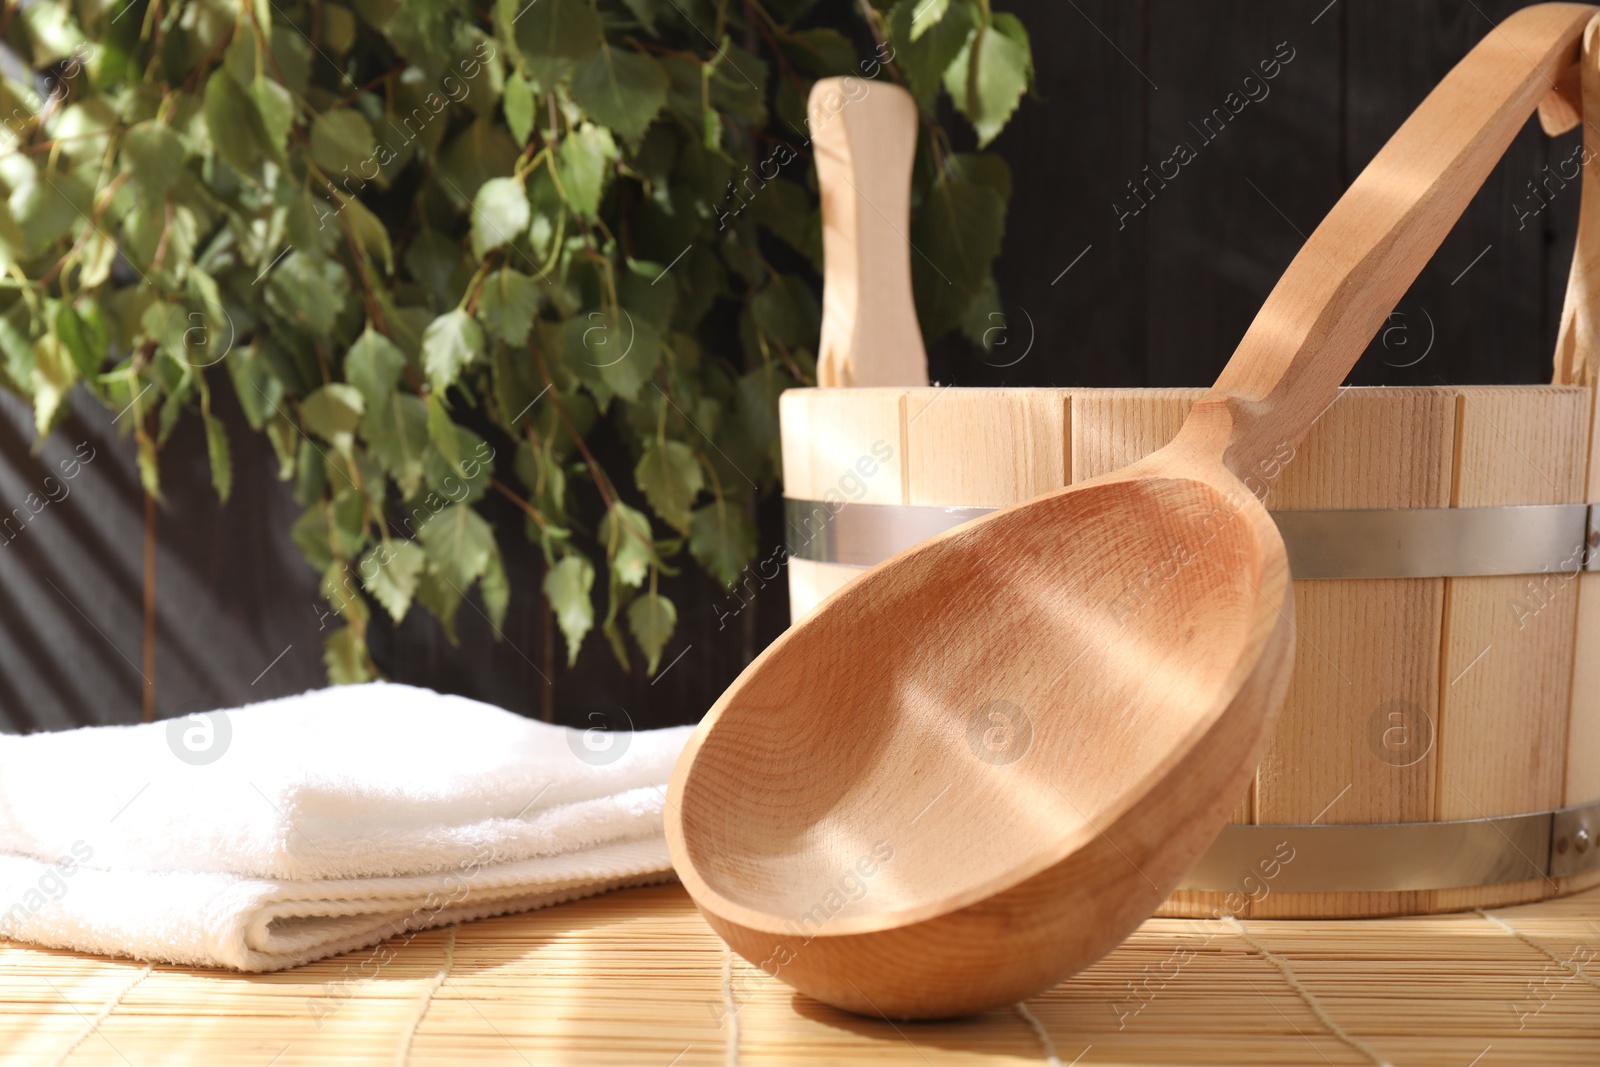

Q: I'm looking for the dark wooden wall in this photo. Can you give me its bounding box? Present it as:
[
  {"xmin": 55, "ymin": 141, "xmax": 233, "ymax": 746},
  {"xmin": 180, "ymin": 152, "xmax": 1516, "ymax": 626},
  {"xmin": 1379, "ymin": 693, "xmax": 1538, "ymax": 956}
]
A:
[{"xmin": 0, "ymin": 0, "xmax": 1581, "ymax": 733}]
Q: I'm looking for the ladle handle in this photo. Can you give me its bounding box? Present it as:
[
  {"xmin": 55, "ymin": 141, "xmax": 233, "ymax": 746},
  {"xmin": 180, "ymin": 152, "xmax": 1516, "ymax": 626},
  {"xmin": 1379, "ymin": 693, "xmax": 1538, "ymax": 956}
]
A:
[
  {"xmin": 1555, "ymin": 16, "xmax": 1600, "ymax": 389},
  {"xmin": 810, "ymin": 77, "xmax": 929, "ymax": 387},
  {"xmin": 1185, "ymin": 2, "xmax": 1596, "ymax": 485}
]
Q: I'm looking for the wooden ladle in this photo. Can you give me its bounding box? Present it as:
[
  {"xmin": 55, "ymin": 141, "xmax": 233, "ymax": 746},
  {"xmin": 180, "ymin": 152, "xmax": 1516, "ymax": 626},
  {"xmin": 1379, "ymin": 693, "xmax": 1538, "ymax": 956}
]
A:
[{"xmin": 666, "ymin": 2, "xmax": 1598, "ymax": 1019}]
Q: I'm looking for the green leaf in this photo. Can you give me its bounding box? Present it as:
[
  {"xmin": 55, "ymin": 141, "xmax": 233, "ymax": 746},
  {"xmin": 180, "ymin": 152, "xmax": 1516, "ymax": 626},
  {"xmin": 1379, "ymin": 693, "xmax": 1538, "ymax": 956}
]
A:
[
  {"xmin": 310, "ymin": 109, "xmax": 376, "ymax": 177},
  {"xmin": 911, "ymin": 167, "xmax": 1006, "ymax": 339},
  {"xmin": 266, "ymin": 252, "xmax": 348, "ymax": 339},
  {"xmin": 203, "ymin": 69, "xmax": 265, "ymax": 175},
  {"xmin": 569, "ymin": 46, "xmax": 670, "ymax": 144},
  {"xmin": 949, "ymin": 151, "xmax": 1014, "ymax": 200},
  {"xmin": 507, "ymin": 0, "xmax": 600, "ymax": 87},
  {"xmin": 327, "ymin": 550, "xmax": 374, "ymax": 620},
  {"xmin": 424, "ymin": 427, "xmax": 494, "ymax": 504},
  {"xmin": 361, "ymin": 539, "xmax": 426, "ymax": 622},
  {"xmin": 481, "ymin": 546, "xmax": 510, "ymax": 630},
  {"xmin": 323, "ymin": 4, "xmax": 359, "ymax": 53},
  {"xmin": 343, "ymin": 195, "xmax": 396, "ymax": 275},
  {"xmin": 554, "ymin": 123, "xmax": 617, "ymax": 220},
  {"xmin": 471, "ymin": 176, "xmax": 531, "ymax": 260},
  {"xmin": 251, "ymin": 77, "xmax": 294, "ymax": 161},
  {"xmin": 404, "ymin": 227, "xmax": 471, "ymax": 307},
  {"xmin": 554, "ymin": 307, "xmax": 662, "ymax": 405},
  {"xmin": 504, "ymin": 70, "xmax": 536, "ymax": 145},
  {"xmin": 345, "ymin": 327, "xmax": 408, "ymax": 411},
  {"xmin": 494, "ymin": 348, "xmax": 543, "ymax": 438},
  {"xmin": 542, "ymin": 553, "xmax": 595, "ymax": 665},
  {"xmin": 324, "ymin": 628, "xmax": 374, "ymax": 684},
  {"xmin": 734, "ymin": 365, "xmax": 785, "ymax": 475},
  {"xmin": 419, "ymin": 502, "xmax": 496, "ymax": 588},
  {"xmin": 600, "ymin": 501, "xmax": 654, "ymax": 587},
  {"xmin": 267, "ymin": 416, "xmax": 298, "ymax": 481},
  {"xmin": 943, "ymin": 12, "xmax": 1033, "ymax": 148},
  {"xmin": 689, "ymin": 499, "xmax": 756, "ymax": 588},
  {"xmin": 438, "ymin": 118, "xmax": 521, "ymax": 206},
  {"xmin": 10, "ymin": 170, "xmax": 89, "ymax": 253},
  {"xmin": 362, "ymin": 391, "xmax": 429, "ymax": 497},
  {"xmin": 627, "ymin": 591, "xmax": 675, "ymax": 674},
  {"xmin": 426, "ymin": 390, "xmax": 462, "ymax": 468},
  {"xmin": 960, "ymin": 273, "xmax": 1005, "ymax": 352},
  {"xmin": 291, "ymin": 508, "xmax": 333, "ymax": 573},
  {"xmin": 477, "ymin": 268, "xmax": 541, "ymax": 345},
  {"xmin": 888, "ymin": 0, "xmax": 977, "ymax": 111},
  {"xmin": 53, "ymin": 303, "xmax": 99, "ymax": 379},
  {"xmin": 601, "ymin": 315, "xmax": 662, "ymax": 403},
  {"xmin": 634, "ymin": 438, "xmax": 702, "ymax": 534},
  {"xmin": 0, "ymin": 304, "xmax": 30, "ymax": 388},
  {"xmin": 224, "ymin": 26, "xmax": 262, "ymax": 85},
  {"xmin": 910, "ymin": 0, "xmax": 951, "ymax": 39},
  {"xmin": 422, "ymin": 309, "xmax": 484, "ymax": 391},
  {"xmin": 750, "ymin": 274, "xmax": 820, "ymax": 350},
  {"xmin": 600, "ymin": 568, "xmax": 631, "ymax": 666},
  {"xmin": 30, "ymin": 334, "xmax": 77, "ymax": 438},
  {"xmin": 120, "ymin": 121, "xmax": 186, "ymax": 197},
  {"xmin": 296, "ymin": 441, "xmax": 328, "ymax": 505},
  {"xmin": 301, "ymin": 383, "xmax": 365, "ymax": 455},
  {"xmin": 415, "ymin": 568, "xmax": 465, "ymax": 643},
  {"xmin": 704, "ymin": 40, "xmax": 767, "ymax": 126},
  {"xmin": 204, "ymin": 409, "xmax": 233, "ymax": 502}
]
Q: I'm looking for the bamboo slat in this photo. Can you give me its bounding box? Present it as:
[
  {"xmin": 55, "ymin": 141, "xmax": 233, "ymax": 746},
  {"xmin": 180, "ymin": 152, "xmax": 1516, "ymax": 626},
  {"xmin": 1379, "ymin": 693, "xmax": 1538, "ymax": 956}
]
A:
[{"xmin": 2, "ymin": 884, "xmax": 1596, "ymax": 1065}]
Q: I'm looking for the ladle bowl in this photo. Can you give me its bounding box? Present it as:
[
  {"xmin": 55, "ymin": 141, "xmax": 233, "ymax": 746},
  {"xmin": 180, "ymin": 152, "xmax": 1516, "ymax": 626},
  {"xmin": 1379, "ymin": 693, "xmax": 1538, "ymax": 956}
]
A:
[{"xmin": 668, "ymin": 448, "xmax": 1292, "ymax": 1017}]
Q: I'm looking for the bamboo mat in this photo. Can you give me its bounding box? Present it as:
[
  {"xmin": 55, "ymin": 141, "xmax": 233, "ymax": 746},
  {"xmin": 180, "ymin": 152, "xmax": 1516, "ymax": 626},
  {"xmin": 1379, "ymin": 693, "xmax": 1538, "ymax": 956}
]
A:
[{"xmin": 2, "ymin": 884, "xmax": 1597, "ymax": 1067}]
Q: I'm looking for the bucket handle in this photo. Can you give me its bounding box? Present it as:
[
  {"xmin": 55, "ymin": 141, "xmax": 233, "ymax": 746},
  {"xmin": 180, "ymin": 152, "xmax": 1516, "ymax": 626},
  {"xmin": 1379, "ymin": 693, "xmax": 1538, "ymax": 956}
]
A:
[
  {"xmin": 809, "ymin": 77, "xmax": 930, "ymax": 388},
  {"xmin": 1555, "ymin": 16, "xmax": 1600, "ymax": 392}
]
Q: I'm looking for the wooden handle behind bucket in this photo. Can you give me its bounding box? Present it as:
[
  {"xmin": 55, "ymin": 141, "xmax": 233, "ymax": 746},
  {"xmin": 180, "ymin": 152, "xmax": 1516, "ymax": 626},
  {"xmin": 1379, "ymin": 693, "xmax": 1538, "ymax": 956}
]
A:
[{"xmin": 810, "ymin": 77, "xmax": 929, "ymax": 388}]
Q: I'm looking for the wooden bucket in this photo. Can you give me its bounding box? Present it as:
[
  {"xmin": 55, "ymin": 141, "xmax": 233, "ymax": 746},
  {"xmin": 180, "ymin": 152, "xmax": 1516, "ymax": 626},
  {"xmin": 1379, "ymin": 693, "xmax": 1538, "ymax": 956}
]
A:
[{"xmin": 782, "ymin": 45, "xmax": 1600, "ymax": 919}]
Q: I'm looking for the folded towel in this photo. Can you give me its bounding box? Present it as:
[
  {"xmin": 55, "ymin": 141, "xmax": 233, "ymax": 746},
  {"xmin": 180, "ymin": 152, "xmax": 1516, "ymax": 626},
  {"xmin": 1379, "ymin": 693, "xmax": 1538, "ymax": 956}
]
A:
[
  {"xmin": 0, "ymin": 683, "xmax": 693, "ymax": 970},
  {"xmin": 0, "ymin": 839, "xmax": 672, "ymax": 971}
]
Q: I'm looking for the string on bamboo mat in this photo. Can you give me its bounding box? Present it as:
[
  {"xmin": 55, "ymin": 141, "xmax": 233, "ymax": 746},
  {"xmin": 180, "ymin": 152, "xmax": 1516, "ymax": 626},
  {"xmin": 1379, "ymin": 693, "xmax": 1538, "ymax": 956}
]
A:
[
  {"xmin": 395, "ymin": 926, "xmax": 457, "ymax": 1066},
  {"xmin": 1476, "ymin": 908, "xmax": 1600, "ymax": 992},
  {"xmin": 1221, "ymin": 915, "xmax": 1393, "ymax": 1067},
  {"xmin": 49, "ymin": 962, "xmax": 153, "ymax": 1067},
  {"xmin": 1013, "ymin": 1002, "xmax": 1063, "ymax": 1066},
  {"xmin": 720, "ymin": 943, "xmax": 740, "ymax": 1067}
]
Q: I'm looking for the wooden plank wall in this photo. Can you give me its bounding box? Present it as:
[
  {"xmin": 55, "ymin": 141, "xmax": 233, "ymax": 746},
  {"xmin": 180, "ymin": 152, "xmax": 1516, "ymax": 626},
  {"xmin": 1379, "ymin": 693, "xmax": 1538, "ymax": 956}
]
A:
[{"xmin": 0, "ymin": 0, "xmax": 1590, "ymax": 734}]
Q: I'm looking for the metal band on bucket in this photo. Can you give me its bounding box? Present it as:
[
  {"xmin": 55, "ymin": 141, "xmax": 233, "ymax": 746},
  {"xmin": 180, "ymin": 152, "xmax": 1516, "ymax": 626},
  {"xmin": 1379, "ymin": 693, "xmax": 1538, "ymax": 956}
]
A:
[
  {"xmin": 1180, "ymin": 799, "xmax": 1599, "ymax": 893},
  {"xmin": 783, "ymin": 496, "xmax": 1600, "ymax": 893},
  {"xmin": 784, "ymin": 498, "xmax": 1600, "ymax": 579}
]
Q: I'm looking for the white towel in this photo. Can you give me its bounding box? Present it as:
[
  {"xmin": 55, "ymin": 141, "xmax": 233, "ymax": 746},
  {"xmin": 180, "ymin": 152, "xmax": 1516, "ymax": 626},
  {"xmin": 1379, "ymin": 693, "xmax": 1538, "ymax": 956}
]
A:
[{"xmin": 0, "ymin": 683, "xmax": 693, "ymax": 970}]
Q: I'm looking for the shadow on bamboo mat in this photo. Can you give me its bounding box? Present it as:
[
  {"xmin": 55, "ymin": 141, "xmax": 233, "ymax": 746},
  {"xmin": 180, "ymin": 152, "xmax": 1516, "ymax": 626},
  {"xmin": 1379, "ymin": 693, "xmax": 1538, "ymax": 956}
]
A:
[{"xmin": 2, "ymin": 884, "xmax": 1597, "ymax": 1066}]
